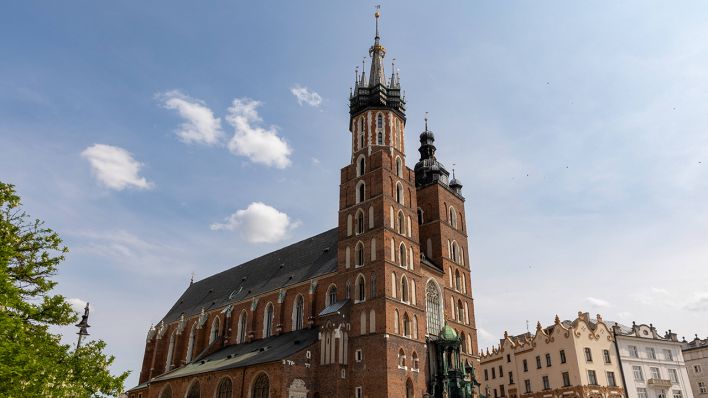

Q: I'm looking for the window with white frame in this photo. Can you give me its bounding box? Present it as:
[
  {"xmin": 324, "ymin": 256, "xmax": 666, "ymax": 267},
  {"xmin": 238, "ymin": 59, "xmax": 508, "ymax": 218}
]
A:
[
  {"xmin": 588, "ymin": 370, "xmax": 598, "ymax": 385},
  {"xmin": 412, "ymin": 351, "xmax": 419, "ymax": 370},
  {"xmin": 355, "ymin": 349, "xmax": 363, "ymax": 362},
  {"xmin": 638, "ymin": 388, "xmax": 648, "ymax": 398},
  {"xmin": 673, "ymin": 390, "xmax": 683, "ymax": 398},
  {"xmin": 651, "ymin": 367, "xmax": 661, "ymax": 380},
  {"xmin": 647, "ymin": 347, "xmax": 656, "ymax": 360},
  {"xmin": 607, "ymin": 371, "xmax": 617, "ymax": 387},
  {"xmin": 355, "ymin": 386, "xmax": 363, "ymax": 398},
  {"xmin": 698, "ymin": 382, "xmax": 707, "ymax": 394},
  {"xmin": 629, "ymin": 345, "xmax": 639, "ymax": 358},
  {"xmin": 398, "ymin": 348, "xmax": 406, "ymax": 368},
  {"xmin": 668, "ymin": 369, "xmax": 678, "ymax": 384},
  {"xmin": 633, "ymin": 366, "xmax": 644, "ymax": 381},
  {"xmin": 664, "ymin": 349, "xmax": 673, "ymax": 361},
  {"xmin": 695, "ymin": 365, "xmax": 703, "ymax": 374},
  {"xmin": 658, "ymin": 390, "xmax": 667, "ymax": 398}
]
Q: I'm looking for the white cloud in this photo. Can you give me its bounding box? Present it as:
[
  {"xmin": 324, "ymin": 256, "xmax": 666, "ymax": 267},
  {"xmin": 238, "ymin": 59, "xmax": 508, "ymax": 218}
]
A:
[
  {"xmin": 67, "ymin": 298, "xmax": 89, "ymax": 315},
  {"xmin": 650, "ymin": 287, "xmax": 670, "ymax": 295},
  {"xmin": 290, "ymin": 84, "xmax": 322, "ymax": 107},
  {"xmin": 311, "ymin": 157, "xmax": 321, "ymax": 165},
  {"xmin": 586, "ymin": 296, "xmax": 611, "ymax": 308},
  {"xmin": 81, "ymin": 144, "xmax": 153, "ymax": 190},
  {"xmin": 159, "ymin": 90, "xmax": 223, "ymax": 145},
  {"xmin": 685, "ymin": 292, "xmax": 708, "ymax": 312},
  {"xmin": 226, "ymin": 98, "xmax": 292, "ymax": 168},
  {"xmin": 210, "ymin": 202, "xmax": 299, "ymax": 243}
]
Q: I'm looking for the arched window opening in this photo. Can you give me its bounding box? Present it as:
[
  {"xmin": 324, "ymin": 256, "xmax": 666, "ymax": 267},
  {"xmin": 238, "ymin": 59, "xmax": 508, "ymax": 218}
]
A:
[
  {"xmin": 159, "ymin": 385, "xmax": 173, "ymax": 398},
  {"xmin": 396, "ymin": 157, "xmax": 403, "ymax": 177},
  {"xmin": 357, "ymin": 182, "xmax": 365, "ymax": 204},
  {"xmin": 412, "ymin": 353, "xmax": 419, "ymax": 370},
  {"xmin": 455, "ymin": 270, "xmax": 462, "ymax": 291},
  {"xmin": 237, "ymin": 311, "xmax": 248, "ymax": 344},
  {"xmin": 369, "ymin": 206, "xmax": 374, "ymax": 229},
  {"xmin": 252, "ymin": 373, "xmax": 270, "ymax": 398},
  {"xmin": 457, "ymin": 300, "xmax": 465, "ymax": 322},
  {"xmin": 377, "ymin": 131, "xmax": 383, "ymax": 145},
  {"xmin": 396, "ymin": 183, "xmax": 404, "ymax": 204},
  {"xmin": 186, "ymin": 323, "xmax": 196, "ymax": 362},
  {"xmin": 359, "ymin": 132, "xmax": 364, "ymax": 149},
  {"xmin": 217, "ymin": 378, "xmax": 233, "ymax": 398},
  {"xmin": 412, "ymin": 315, "xmax": 418, "ymax": 339},
  {"xmin": 406, "ymin": 378, "xmax": 414, "ymax": 398},
  {"xmin": 398, "ymin": 348, "xmax": 406, "ymax": 368},
  {"xmin": 165, "ymin": 331, "xmax": 175, "ymax": 371},
  {"xmin": 417, "ymin": 208, "xmax": 423, "ymax": 225},
  {"xmin": 357, "ymin": 156, "xmax": 365, "ymax": 176},
  {"xmin": 426, "ymin": 281, "xmax": 442, "ymax": 335},
  {"xmin": 391, "ymin": 272, "xmax": 397, "ymax": 299},
  {"xmin": 346, "ymin": 280, "xmax": 351, "ymax": 299},
  {"xmin": 209, "ymin": 316, "xmax": 220, "ymax": 345},
  {"xmin": 399, "ymin": 243, "xmax": 407, "ymax": 268},
  {"xmin": 394, "ymin": 309, "xmax": 400, "ymax": 334},
  {"xmin": 360, "ymin": 311, "xmax": 367, "ymax": 335},
  {"xmin": 263, "ymin": 303, "xmax": 274, "ymax": 338},
  {"xmin": 293, "ymin": 295, "xmax": 304, "ymax": 331},
  {"xmin": 186, "ymin": 381, "xmax": 200, "ymax": 398},
  {"xmin": 451, "ymin": 241, "xmax": 459, "ymax": 264},
  {"xmin": 355, "ymin": 242, "xmax": 364, "ymax": 267},
  {"xmin": 369, "ymin": 309, "xmax": 376, "ymax": 333},
  {"xmin": 370, "ymin": 238, "xmax": 376, "ymax": 261},
  {"xmin": 460, "ymin": 331, "xmax": 467, "ymax": 354},
  {"xmin": 327, "ymin": 285, "xmax": 337, "ymax": 306},
  {"xmin": 370, "ymin": 272, "xmax": 376, "ymax": 298},
  {"xmin": 355, "ymin": 210, "xmax": 365, "ymax": 235},
  {"xmin": 397, "ymin": 211, "xmax": 405, "ymax": 235},
  {"xmin": 356, "ymin": 274, "xmax": 366, "ymax": 302},
  {"xmin": 346, "ymin": 214, "xmax": 352, "ymax": 236},
  {"xmin": 449, "ymin": 206, "xmax": 457, "ymax": 228},
  {"xmin": 402, "ymin": 313, "xmax": 411, "ymax": 337},
  {"xmin": 400, "ymin": 276, "xmax": 409, "ymax": 303},
  {"xmin": 377, "ymin": 114, "xmax": 383, "ymax": 129}
]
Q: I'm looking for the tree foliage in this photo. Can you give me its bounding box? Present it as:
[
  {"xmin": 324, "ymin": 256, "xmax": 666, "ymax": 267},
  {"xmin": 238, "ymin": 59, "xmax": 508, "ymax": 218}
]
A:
[{"xmin": 0, "ymin": 181, "xmax": 129, "ymax": 397}]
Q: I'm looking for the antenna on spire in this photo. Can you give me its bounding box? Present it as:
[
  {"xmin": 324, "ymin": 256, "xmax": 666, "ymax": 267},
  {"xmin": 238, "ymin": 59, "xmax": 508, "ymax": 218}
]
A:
[
  {"xmin": 424, "ymin": 112, "xmax": 429, "ymax": 131},
  {"xmin": 452, "ymin": 163, "xmax": 457, "ymax": 179},
  {"xmin": 190, "ymin": 272, "xmax": 195, "ymax": 286}
]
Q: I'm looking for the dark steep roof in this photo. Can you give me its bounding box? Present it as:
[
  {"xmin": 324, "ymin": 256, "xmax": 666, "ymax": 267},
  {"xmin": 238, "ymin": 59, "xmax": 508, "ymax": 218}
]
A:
[
  {"xmin": 150, "ymin": 328, "xmax": 319, "ymax": 382},
  {"xmin": 160, "ymin": 228, "xmax": 339, "ymax": 324}
]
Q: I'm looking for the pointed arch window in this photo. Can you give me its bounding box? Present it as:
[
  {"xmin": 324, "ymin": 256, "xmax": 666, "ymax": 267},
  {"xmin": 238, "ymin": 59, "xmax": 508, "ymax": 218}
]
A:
[
  {"xmin": 252, "ymin": 373, "xmax": 270, "ymax": 398},
  {"xmin": 263, "ymin": 303, "xmax": 274, "ymax": 338},
  {"xmin": 159, "ymin": 385, "xmax": 173, "ymax": 398},
  {"xmin": 457, "ymin": 300, "xmax": 465, "ymax": 322},
  {"xmin": 217, "ymin": 378, "xmax": 233, "ymax": 398},
  {"xmin": 400, "ymin": 275, "xmax": 409, "ymax": 303},
  {"xmin": 406, "ymin": 379, "xmax": 414, "ymax": 398},
  {"xmin": 327, "ymin": 285, "xmax": 337, "ymax": 306},
  {"xmin": 412, "ymin": 315, "xmax": 418, "ymax": 339},
  {"xmin": 412, "ymin": 352, "xmax": 419, "ymax": 370},
  {"xmin": 355, "ymin": 210, "xmax": 365, "ymax": 235},
  {"xmin": 186, "ymin": 381, "xmax": 200, "ymax": 398},
  {"xmin": 426, "ymin": 281, "xmax": 442, "ymax": 335},
  {"xmin": 460, "ymin": 331, "xmax": 467, "ymax": 353},
  {"xmin": 396, "ymin": 157, "xmax": 403, "ymax": 177},
  {"xmin": 394, "ymin": 309, "xmax": 400, "ymax": 334},
  {"xmin": 186, "ymin": 323, "xmax": 196, "ymax": 362},
  {"xmin": 397, "ymin": 211, "xmax": 405, "ymax": 235},
  {"xmin": 357, "ymin": 182, "xmax": 365, "ymax": 204},
  {"xmin": 370, "ymin": 272, "xmax": 376, "ymax": 298},
  {"xmin": 455, "ymin": 270, "xmax": 462, "ymax": 291},
  {"xmin": 396, "ymin": 182, "xmax": 404, "ymax": 205},
  {"xmin": 237, "ymin": 311, "xmax": 248, "ymax": 344},
  {"xmin": 356, "ymin": 274, "xmax": 366, "ymax": 302},
  {"xmin": 398, "ymin": 348, "xmax": 406, "ymax": 367},
  {"xmin": 357, "ymin": 156, "xmax": 366, "ymax": 176},
  {"xmin": 449, "ymin": 206, "xmax": 457, "ymax": 228},
  {"xmin": 293, "ymin": 295, "xmax": 304, "ymax": 331},
  {"xmin": 399, "ymin": 243, "xmax": 407, "ymax": 268},
  {"xmin": 451, "ymin": 241, "xmax": 459, "ymax": 264},
  {"xmin": 165, "ymin": 331, "xmax": 175, "ymax": 371},
  {"xmin": 417, "ymin": 208, "xmax": 424, "ymax": 225},
  {"xmin": 402, "ymin": 313, "xmax": 411, "ymax": 337},
  {"xmin": 209, "ymin": 316, "xmax": 220, "ymax": 345},
  {"xmin": 355, "ymin": 241, "xmax": 364, "ymax": 267}
]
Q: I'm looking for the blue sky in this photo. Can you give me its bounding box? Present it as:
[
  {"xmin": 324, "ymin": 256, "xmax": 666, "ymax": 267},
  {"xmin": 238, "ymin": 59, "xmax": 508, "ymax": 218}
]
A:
[{"xmin": 3, "ymin": 1, "xmax": 708, "ymax": 389}]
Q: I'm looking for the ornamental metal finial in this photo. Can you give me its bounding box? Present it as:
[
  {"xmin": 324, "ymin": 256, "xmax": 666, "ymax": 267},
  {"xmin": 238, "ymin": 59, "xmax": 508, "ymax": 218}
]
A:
[{"xmin": 375, "ymin": 5, "xmax": 381, "ymax": 38}]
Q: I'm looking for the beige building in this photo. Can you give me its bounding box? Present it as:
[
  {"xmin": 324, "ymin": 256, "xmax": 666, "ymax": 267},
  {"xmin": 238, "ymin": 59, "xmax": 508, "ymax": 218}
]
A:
[
  {"xmin": 682, "ymin": 336, "xmax": 708, "ymax": 397},
  {"xmin": 479, "ymin": 312, "xmax": 625, "ymax": 398}
]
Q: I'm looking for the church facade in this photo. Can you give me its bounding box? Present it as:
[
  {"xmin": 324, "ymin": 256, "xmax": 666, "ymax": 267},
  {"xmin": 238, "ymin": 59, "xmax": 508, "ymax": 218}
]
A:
[{"xmin": 128, "ymin": 12, "xmax": 479, "ymax": 398}]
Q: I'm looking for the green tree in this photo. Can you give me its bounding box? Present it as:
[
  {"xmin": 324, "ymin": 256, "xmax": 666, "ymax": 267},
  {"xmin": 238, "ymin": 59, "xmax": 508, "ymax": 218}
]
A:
[{"xmin": 0, "ymin": 181, "xmax": 129, "ymax": 397}]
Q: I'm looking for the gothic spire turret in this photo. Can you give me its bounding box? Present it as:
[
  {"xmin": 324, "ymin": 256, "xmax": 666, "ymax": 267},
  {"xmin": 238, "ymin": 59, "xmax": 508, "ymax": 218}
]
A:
[{"xmin": 368, "ymin": 8, "xmax": 387, "ymax": 87}]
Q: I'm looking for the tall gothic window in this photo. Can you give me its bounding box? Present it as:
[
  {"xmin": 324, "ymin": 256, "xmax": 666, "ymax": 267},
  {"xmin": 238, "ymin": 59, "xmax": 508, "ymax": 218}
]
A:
[
  {"xmin": 449, "ymin": 206, "xmax": 457, "ymax": 228},
  {"xmin": 396, "ymin": 157, "xmax": 402, "ymax": 177},
  {"xmin": 406, "ymin": 378, "xmax": 414, "ymax": 398},
  {"xmin": 426, "ymin": 281, "xmax": 442, "ymax": 335},
  {"xmin": 217, "ymin": 378, "xmax": 233, "ymax": 398},
  {"xmin": 357, "ymin": 182, "xmax": 365, "ymax": 203},
  {"xmin": 209, "ymin": 317, "xmax": 220, "ymax": 345},
  {"xmin": 397, "ymin": 211, "xmax": 405, "ymax": 235},
  {"xmin": 327, "ymin": 285, "xmax": 337, "ymax": 306},
  {"xmin": 159, "ymin": 385, "xmax": 173, "ymax": 398},
  {"xmin": 455, "ymin": 270, "xmax": 462, "ymax": 291},
  {"xmin": 263, "ymin": 303, "xmax": 274, "ymax": 338},
  {"xmin": 356, "ymin": 210, "xmax": 365, "ymax": 234},
  {"xmin": 417, "ymin": 208, "xmax": 423, "ymax": 225},
  {"xmin": 357, "ymin": 157, "xmax": 365, "ymax": 176},
  {"xmin": 355, "ymin": 242, "xmax": 364, "ymax": 267},
  {"xmin": 401, "ymin": 276, "xmax": 409, "ymax": 302},
  {"xmin": 377, "ymin": 131, "xmax": 383, "ymax": 145},
  {"xmin": 356, "ymin": 274, "xmax": 366, "ymax": 302},
  {"xmin": 399, "ymin": 243, "xmax": 407, "ymax": 268},
  {"xmin": 252, "ymin": 374, "xmax": 270, "ymax": 398},
  {"xmin": 403, "ymin": 313, "xmax": 411, "ymax": 337},
  {"xmin": 457, "ymin": 300, "xmax": 465, "ymax": 322},
  {"xmin": 237, "ymin": 311, "xmax": 247, "ymax": 344},
  {"xmin": 186, "ymin": 323, "xmax": 196, "ymax": 362},
  {"xmin": 186, "ymin": 381, "xmax": 200, "ymax": 398},
  {"xmin": 377, "ymin": 114, "xmax": 383, "ymax": 128},
  {"xmin": 293, "ymin": 295, "xmax": 304, "ymax": 331},
  {"xmin": 396, "ymin": 182, "xmax": 404, "ymax": 204},
  {"xmin": 370, "ymin": 272, "xmax": 376, "ymax": 298},
  {"xmin": 165, "ymin": 331, "xmax": 175, "ymax": 371}
]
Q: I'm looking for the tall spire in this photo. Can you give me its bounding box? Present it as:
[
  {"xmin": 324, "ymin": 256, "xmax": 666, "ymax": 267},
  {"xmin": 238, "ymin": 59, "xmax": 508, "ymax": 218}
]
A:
[{"xmin": 368, "ymin": 6, "xmax": 386, "ymax": 87}]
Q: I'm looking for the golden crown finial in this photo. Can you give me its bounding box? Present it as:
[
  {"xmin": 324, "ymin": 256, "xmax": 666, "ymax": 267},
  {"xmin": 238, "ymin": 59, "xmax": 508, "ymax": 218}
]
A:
[{"xmin": 375, "ymin": 4, "xmax": 381, "ymax": 18}]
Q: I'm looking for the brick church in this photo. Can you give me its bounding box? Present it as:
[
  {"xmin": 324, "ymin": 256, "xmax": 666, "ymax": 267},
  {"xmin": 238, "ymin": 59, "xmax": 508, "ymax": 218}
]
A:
[{"xmin": 128, "ymin": 11, "xmax": 479, "ymax": 398}]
